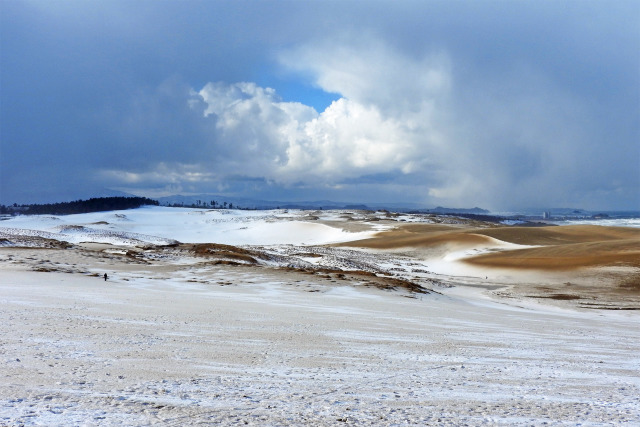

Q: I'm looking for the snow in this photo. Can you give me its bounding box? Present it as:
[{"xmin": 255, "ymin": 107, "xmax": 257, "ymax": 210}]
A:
[
  {"xmin": 1, "ymin": 206, "xmax": 639, "ymax": 425},
  {"xmin": 0, "ymin": 206, "xmax": 377, "ymax": 246},
  {"xmin": 1, "ymin": 270, "xmax": 638, "ymax": 426}
]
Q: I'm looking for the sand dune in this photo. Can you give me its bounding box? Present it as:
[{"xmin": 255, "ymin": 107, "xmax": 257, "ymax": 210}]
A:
[
  {"xmin": 1, "ymin": 208, "xmax": 640, "ymax": 425},
  {"xmin": 338, "ymin": 222, "xmax": 640, "ymax": 307},
  {"xmin": 336, "ymin": 224, "xmax": 500, "ymax": 251},
  {"xmin": 340, "ymin": 223, "xmax": 640, "ymax": 270},
  {"xmin": 474, "ymin": 224, "xmax": 640, "ymax": 246},
  {"xmin": 466, "ymin": 239, "xmax": 640, "ymax": 270}
]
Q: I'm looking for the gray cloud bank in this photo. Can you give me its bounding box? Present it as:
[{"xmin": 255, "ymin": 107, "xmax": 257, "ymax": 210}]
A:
[{"xmin": 1, "ymin": 1, "xmax": 638, "ymax": 210}]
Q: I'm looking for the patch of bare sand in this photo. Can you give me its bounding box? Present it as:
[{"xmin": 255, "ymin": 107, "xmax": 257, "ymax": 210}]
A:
[
  {"xmin": 476, "ymin": 224, "xmax": 640, "ymax": 246},
  {"xmin": 462, "ymin": 227, "xmax": 640, "ymax": 309},
  {"xmin": 339, "ymin": 223, "xmax": 640, "ymax": 252},
  {"xmin": 339, "ymin": 223, "xmax": 640, "ymax": 309},
  {"xmin": 335, "ymin": 224, "xmax": 500, "ymax": 253},
  {"xmin": 465, "ymin": 239, "xmax": 640, "ymax": 270}
]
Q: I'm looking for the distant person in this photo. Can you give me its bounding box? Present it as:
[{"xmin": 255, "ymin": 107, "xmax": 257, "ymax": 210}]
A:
[{"xmin": 104, "ymin": 273, "xmax": 108, "ymax": 282}]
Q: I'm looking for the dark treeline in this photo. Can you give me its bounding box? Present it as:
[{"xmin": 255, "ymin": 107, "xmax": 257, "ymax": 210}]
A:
[{"xmin": 1, "ymin": 197, "xmax": 159, "ymax": 216}]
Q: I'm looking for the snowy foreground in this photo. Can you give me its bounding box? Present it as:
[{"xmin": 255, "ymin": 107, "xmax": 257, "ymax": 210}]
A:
[{"xmin": 1, "ymin": 207, "xmax": 639, "ymax": 425}]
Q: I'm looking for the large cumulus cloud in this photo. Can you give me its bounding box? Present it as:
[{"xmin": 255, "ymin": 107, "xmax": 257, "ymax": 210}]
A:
[
  {"xmin": 104, "ymin": 33, "xmax": 638, "ymax": 210},
  {"xmin": 96, "ymin": 31, "xmax": 638, "ymax": 210},
  {"xmin": 97, "ymin": 37, "xmax": 450, "ymax": 197}
]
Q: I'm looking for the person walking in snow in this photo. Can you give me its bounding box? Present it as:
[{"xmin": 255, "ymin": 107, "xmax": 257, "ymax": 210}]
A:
[{"xmin": 104, "ymin": 273, "xmax": 108, "ymax": 281}]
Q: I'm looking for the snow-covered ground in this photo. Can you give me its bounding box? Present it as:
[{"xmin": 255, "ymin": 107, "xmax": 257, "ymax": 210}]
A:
[
  {"xmin": 1, "ymin": 206, "xmax": 386, "ymax": 246},
  {"xmin": 0, "ymin": 206, "xmax": 518, "ymax": 280},
  {"xmin": 1, "ymin": 206, "xmax": 639, "ymax": 425},
  {"xmin": 1, "ymin": 268, "xmax": 638, "ymax": 426}
]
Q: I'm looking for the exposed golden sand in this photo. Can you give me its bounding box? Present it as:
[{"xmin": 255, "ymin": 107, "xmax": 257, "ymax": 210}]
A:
[
  {"xmin": 338, "ymin": 222, "xmax": 640, "ymax": 308},
  {"xmin": 339, "ymin": 223, "xmax": 640, "ymax": 270},
  {"xmin": 335, "ymin": 224, "xmax": 498, "ymax": 250},
  {"xmin": 473, "ymin": 224, "xmax": 640, "ymax": 246},
  {"xmin": 466, "ymin": 239, "xmax": 640, "ymax": 270}
]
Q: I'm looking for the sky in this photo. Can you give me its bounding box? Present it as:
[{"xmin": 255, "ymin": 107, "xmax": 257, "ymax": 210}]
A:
[{"xmin": 1, "ymin": 0, "xmax": 639, "ymax": 211}]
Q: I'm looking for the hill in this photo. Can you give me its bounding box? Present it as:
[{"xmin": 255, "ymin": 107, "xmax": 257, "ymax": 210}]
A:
[{"xmin": 1, "ymin": 197, "xmax": 159, "ymax": 216}]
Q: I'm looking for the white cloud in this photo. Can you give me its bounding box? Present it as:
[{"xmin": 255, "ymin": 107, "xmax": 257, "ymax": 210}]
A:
[
  {"xmin": 93, "ymin": 34, "xmax": 637, "ymax": 210},
  {"xmin": 187, "ymin": 38, "xmax": 451, "ymax": 192},
  {"xmin": 279, "ymin": 36, "xmax": 451, "ymax": 115}
]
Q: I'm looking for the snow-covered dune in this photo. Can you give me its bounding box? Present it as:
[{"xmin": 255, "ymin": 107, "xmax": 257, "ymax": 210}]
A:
[
  {"xmin": 0, "ymin": 206, "xmax": 378, "ymax": 246},
  {"xmin": 1, "ymin": 206, "xmax": 639, "ymax": 425}
]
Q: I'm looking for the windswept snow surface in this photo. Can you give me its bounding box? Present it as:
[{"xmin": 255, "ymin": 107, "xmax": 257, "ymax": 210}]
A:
[
  {"xmin": 0, "ymin": 206, "xmax": 378, "ymax": 246},
  {"xmin": 0, "ymin": 269, "xmax": 639, "ymax": 426},
  {"xmin": 1, "ymin": 207, "xmax": 639, "ymax": 425}
]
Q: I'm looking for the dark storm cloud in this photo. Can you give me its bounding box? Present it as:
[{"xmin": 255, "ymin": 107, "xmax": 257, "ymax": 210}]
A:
[{"xmin": 1, "ymin": 0, "xmax": 638, "ymax": 209}]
